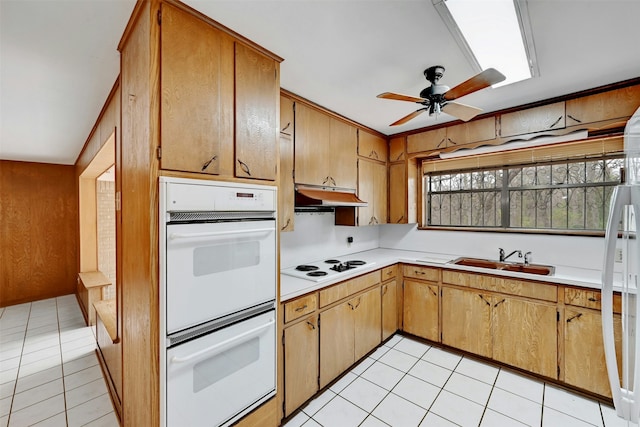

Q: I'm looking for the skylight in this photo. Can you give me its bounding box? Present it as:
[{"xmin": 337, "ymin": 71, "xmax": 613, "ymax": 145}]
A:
[{"xmin": 433, "ymin": 0, "xmax": 538, "ymax": 87}]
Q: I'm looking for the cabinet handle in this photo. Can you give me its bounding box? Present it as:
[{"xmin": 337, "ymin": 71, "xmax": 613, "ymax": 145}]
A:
[
  {"xmin": 282, "ymin": 122, "xmax": 291, "ymax": 133},
  {"xmin": 353, "ymin": 297, "xmax": 362, "ymax": 309},
  {"xmin": 567, "ymin": 114, "xmax": 582, "ymax": 123},
  {"xmin": 306, "ymin": 321, "xmax": 316, "ymax": 330},
  {"xmin": 548, "ymin": 116, "xmax": 563, "ymax": 129},
  {"xmin": 447, "ymin": 137, "xmax": 456, "ymax": 146},
  {"xmin": 429, "ymin": 287, "xmax": 438, "ymax": 297},
  {"xmin": 369, "ymin": 150, "xmax": 379, "ymax": 160},
  {"xmin": 588, "ymin": 297, "xmax": 601, "ymax": 303},
  {"xmin": 386, "ymin": 270, "xmax": 393, "ymax": 276},
  {"xmin": 369, "ymin": 216, "xmax": 376, "ymax": 226},
  {"xmin": 237, "ymin": 159, "xmax": 252, "ymax": 176},
  {"xmin": 294, "ymin": 304, "xmax": 308, "ymax": 312},
  {"xmin": 437, "ymin": 138, "xmax": 446, "ymax": 148},
  {"xmin": 414, "ymin": 270, "xmax": 425, "ymax": 275},
  {"xmin": 566, "ymin": 313, "xmax": 583, "ymax": 323},
  {"xmin": 330, "ymin": 176, "xmax": 336, "ymax": 186},
  {"xmin": 322, "ymin": 176, "xmax": 331, "ymax": 185},
  {"xmin": 478, "ymin": 295, "xmax": 491, "ymax": 306},
  {"xmin": 382, "ymin": 285, "xmax": 388, "ymax": 295},
  {"xmin": 494, "ymin": 298, "xmax": 506, "ymax": 308},
  {"xmin": 396, "ymin": 215, "xmax": 404, "ymax": 224},
  {"xmin": 201, "ymin": 155, "xmax": 218, "ymax": 172},
  {"xmin": 394, "ymin": 152, "xmax": 404, "ymax": 162},
  {"xmin": 280, "ymin": 217, "xmax": 291, "ymax": 231}
]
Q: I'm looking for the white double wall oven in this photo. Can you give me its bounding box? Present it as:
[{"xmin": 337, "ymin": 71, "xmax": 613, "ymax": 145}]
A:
[{"xmin": 159, "ymin": 177, "xmax": 277, "ymax": 427}]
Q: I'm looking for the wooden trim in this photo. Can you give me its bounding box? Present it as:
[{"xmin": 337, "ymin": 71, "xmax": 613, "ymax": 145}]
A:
[
  {"xmin": 118, "ymin": 0, "xmax": 151, "ymax": 52},
  {"xmin": 390, "ymin": 77, "xmax": 640, "ymax": 139},
  {"xmin": 280, "ymin": 88, "xmax": 387, "ymax": 140},
  {"xmin": 95, "ymin": 348, "xmax": 123, "ymax": 422},
  {"xmin": 417, "ymin": 225, "xmax": 605, "ymax": 237}
]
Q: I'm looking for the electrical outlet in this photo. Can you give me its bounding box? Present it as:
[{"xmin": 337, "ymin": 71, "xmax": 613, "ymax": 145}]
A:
[
  {"xmin": 615, "ymin": 248, "xmax": 623, "ymax": 263},
  {"xmin": 347, "ymin": 236, "xmax": 354, "ymax": 244}
]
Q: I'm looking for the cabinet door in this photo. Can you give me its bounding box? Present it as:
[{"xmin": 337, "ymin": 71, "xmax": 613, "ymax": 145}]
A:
[
  {"xmin": 566, "ymin": 85, "xmax": 640, "ymax": 126},
  {"xmin": 564, "ymin": 308, "xmax": 622, "ymax": 397},
  {"xmin": 279, "ymin": 133, "xmax": 294, "ymax": 232},
  {"xmin": 500, "ymin": 102, "xmax": 565, "ymax": 138},
  {"xmin": 446, "ymin": 117, "xmax": 496, "ymax": 148},
  {"xmin": 382, "ymin": 280, "xmax": 398, "ymax": 341},
  {"xmin": 389, "ymin": 137, "xmax": 405, "ymax": 162},
  {"xmin": 294, "ymin": 103, "xmax": 331, "ymax": 186},
  {"xmin": 329, "ymin": 118, "xmax": 357, "ymax": 189},
  {"xmin": 358, "ymin": 159, "xmax": 387, "ymax": 226},
  {"xmin": 407, "ymin": 128, "xmax": 446, "ymax": 153},
  {"xmin": 319, "ymin": 302, "xmax": 354, "ymax": 388},
  {"xmin": 492, "ymin": 297, "xmax": 557, "ymax": 378},
  {"xmin": 373, "ymin": 160, "xmax": 388, "ymax": 224},
  {"xmin": 284, "ymin": 316, "xmax": 318, "ymax": 416},
  {"xmin": 389, "ymin": 163, "xmax": 407, "ymax": 224},
  {"xmin": 353, "ymin": 288, "xmax": 382, "ymax": 361},
  {"xmin": 160, "ymin": 4, "xmax": 233, "ymax": 175},
  {"xmin": 359, "ymin": 129, "xmax": 388, "ymax": 162},
  {"xmin": 441, "ymin": 287, "xmax": 492, "ymax": 357},
  {"xmin": 403, "ymin": 280, "xmax": 439, "ymax": 342},
  {"xmin": 235, "ymin": 42, "xmax": 278, "ymax": 180},
  {"xmin": 280, "ymin": 95, "xmax": 294, "ymax": 136}
]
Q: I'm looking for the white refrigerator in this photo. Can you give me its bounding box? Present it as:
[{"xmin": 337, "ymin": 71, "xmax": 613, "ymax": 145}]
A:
[{"xmin": 603, "ymin": 105, "xmax": 640, "ymax": 424}]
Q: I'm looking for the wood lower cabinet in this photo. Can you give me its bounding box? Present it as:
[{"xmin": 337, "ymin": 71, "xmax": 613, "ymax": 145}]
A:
[
  {"xmin": 492, "ymin": 296, "xmax": 557, "ymax": 378},
  {"xmin": 319, "ymin": 287, "xmax": 381, "ymax": 388},
  {"xmin": 441, "ymin": 287, "xmax": 492, "ymax": 358},
  {"xmin": 564, "ymin": 307, "xmax": 622, "ymax": 398},
  {"xmin": 283, "ymin": 316, "xmax": 319, "ymax": 417},
  {"xmin": 381, "ymin": 279, "xmax": 398, "ymax": 341},
  {"xmin": 403, "ymin": 280, "xmax": 439, "ymax": 342}
]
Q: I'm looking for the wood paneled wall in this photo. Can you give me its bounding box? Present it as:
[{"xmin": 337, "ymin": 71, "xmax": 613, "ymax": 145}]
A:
[{"xmin": 0, "ymin": 160, "xmax": 78, "ymax": 307}]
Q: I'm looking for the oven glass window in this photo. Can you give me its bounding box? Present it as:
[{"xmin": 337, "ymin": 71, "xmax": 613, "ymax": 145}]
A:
[
  {"xmin": 193, "ymin": 337, "xmax": 259, "ymax": 393},
  {"xmin": 193, "ymin": 241, "xmax": 260, "ymax": 277}
]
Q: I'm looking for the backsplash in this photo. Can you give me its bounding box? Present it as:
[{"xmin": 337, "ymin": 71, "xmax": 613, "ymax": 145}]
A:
[{"xmin": 280, "ymin": 211, "xmax": 380, "ymax": 268}]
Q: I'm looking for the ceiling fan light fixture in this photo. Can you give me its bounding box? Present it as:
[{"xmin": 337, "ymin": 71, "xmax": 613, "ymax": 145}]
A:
[{"xmin": 432, "ymin": 0, "xmax": 539, "ymax": 87}]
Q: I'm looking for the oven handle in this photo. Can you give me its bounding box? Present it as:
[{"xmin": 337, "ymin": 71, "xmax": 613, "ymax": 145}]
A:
[
  {"xmin": 169, "ymin": 228, "xmax": 274, "ymax": 240},
  {"xmin": 169, "ymin": 318, "xmax": 275, "ymax": 364}
]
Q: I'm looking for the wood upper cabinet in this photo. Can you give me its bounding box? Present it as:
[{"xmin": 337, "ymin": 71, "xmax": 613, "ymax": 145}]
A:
[
  {"xmin": 280, "ymin": 95, "xmax": 294, "ymax": 136},
  {"xmin": 566, "ymin": 85, "xmax": 640, "ymax": 126},
  {"xmin": 389, "ymin": 136, "xmax": 406, "ymax": 162},
  {"xmin": 160, "ymin": 3, "xmax": 234, "ymax": 175},
  {"xmin": 381, "ymin": 279, "xmax": 398, "ymax": 341},
  {"xmin": 358, "ymin": 129, "xmax": 388, "ymax": 162},
  {"xmin": 279, "ymin": 133, "xmax": 294, "ymax": 232},
  {"xmin": 357, "ymin": 159, "xmax": 387, "ymax": 226},
  {"xmin": 441, "ymin": 287, "xmax": 492, "ymax": 358},
  {"xmin": 407, "ymin": 128, "xmax": 446, "ymax": 153},
  {"xmin": 295, "ymin": 104, "xmax": 357, "ymax": 188},
  {"xmin": 446, "ymin": 116, "xmax": 496, "ymax": 148},
  {"xmin": 564, "ymin": 308, "xmax": 622, "ymax": 398},
  {"xmin": 403, "ymin": 280, "xmax": 439, "ymax": 342},
  {"xmin": 492, "ymin": 296, "xmax": 557, "ymax": 378},
  {"xmin": 389, "ymin": 162, "xmax": 407, "ymax": 224},
  {"xmin": 234, "ymin": 42, "xmax": 278, "ymax": 180},
  {"xmin": 500, "ymin": 102, "xmax": 566, "ymax": 138},
  {"xmin": 283, "ymin": 315, "xmax": 318, "ymax": 416}
]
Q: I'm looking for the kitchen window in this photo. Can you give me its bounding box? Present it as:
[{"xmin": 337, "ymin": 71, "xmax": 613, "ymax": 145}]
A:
[{"xmin": 422, "ymin": 137, "xmax": 624, "ymax": 233}]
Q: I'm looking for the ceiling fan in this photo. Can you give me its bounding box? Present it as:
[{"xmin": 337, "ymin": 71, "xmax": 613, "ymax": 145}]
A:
[{"xmin": 377, "ymin": 65, "xmax": 506, "ymax": 126}]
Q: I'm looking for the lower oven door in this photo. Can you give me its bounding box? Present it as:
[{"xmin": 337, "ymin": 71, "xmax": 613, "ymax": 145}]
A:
[
  {"xmin": 166, "ymin": 310, "xmax": 276, "ymax": 427},
  {"xmin": 166, "ymin": 219, "xmax": 276, "ymax": 334}
]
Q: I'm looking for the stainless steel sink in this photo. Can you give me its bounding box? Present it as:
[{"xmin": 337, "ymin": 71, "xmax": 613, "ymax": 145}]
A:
[{"xmin": 451, "ymin": 257, "xmax": 555, "ymax": 276}]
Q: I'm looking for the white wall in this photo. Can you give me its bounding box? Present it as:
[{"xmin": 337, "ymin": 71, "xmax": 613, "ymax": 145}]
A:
[
  {"xmin": 280, "ymin": 211, "xmax": 379, "ymax": 268},
  {"xmin": 379, "ymin": 223, "xmax": 606, "ymax": 272}
]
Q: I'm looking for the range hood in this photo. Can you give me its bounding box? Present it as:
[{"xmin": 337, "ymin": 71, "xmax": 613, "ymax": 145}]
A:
[{"xmin": 295, "ymin": 184, "xmax": 367, "ymax": 208}]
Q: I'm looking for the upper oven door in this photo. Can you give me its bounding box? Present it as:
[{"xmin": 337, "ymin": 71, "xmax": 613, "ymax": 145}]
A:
[{"xmin": 166, "ymin": 219, "xmax": 276, "ymax": 334}]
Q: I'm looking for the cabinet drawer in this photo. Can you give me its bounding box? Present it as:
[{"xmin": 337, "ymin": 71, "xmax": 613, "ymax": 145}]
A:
[
  {"xmin": 403, "ymin": 265, "xmax": 440, "ymax": 282},
  {"xmin": 443, "ymin": 270, "xmax": 557, "ymax": 302},
  {"xmin": 284, "ymin": 293, "xmax": 317, "ymax": 323},
  {"xmin": 319, "ymin": 270, "xmax": 381, "ymax": 308},
  {"xmin": 382, "ymin": 265, "xmax": 398, "ymax": 282},
  {"xmin": 565, "ymin": 288, "xmax": 621, "ymax": 313}
]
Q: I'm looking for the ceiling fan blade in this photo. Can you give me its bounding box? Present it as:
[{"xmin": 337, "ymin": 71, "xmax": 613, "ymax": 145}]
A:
[
  {"xmin": 390, "ymin": 108, "xmax": 428, "ymax": 126},
  {"xmin": 442, "ymin": 101, "xmax": 483, "ymax": 122},
  {"xmin": 377, "ymin": 92, "xmax": 427, "ymax": 103},
  {"xmin": 443, "ymin": 68, "xmax": 506, "ymax": 101}
]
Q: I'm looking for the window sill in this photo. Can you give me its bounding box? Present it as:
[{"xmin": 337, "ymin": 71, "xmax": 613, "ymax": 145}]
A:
[{"xmin": 417, "ymin": 225, "xmax": 605, "ymax": 237}]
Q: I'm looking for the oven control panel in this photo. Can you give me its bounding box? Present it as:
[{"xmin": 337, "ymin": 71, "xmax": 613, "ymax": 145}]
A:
[{"xmin": 162, "ymin": 177, "xmax": 276, "ymax": 213}]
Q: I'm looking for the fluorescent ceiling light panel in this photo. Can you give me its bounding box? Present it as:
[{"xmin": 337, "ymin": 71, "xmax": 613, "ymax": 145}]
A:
[{"xmin": 433, "ymin": 0, "xmax": 538, "ymax": 87}]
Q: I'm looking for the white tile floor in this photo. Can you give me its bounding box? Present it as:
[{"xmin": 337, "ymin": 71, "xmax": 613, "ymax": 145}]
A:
[
  {"xmin": 0, "ymin": 295, "xmax": 119, "ymax": 426},
  {"xmin": 283, "ymin": 335, "xmax": 637, "ymax": 427}
]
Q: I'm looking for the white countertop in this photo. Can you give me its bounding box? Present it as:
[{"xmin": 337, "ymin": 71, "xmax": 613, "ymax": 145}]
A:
[{"xmin": 280, "ymin": 248, "xmax": 612, "ymax": 302}]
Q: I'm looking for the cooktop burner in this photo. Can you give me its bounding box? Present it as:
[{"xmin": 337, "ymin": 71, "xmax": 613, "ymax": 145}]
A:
[
  {"xmin": 330, "ymin": 263, "xmax": 353, "ymax": 272},
  {"xmin": 296, "ymin": 265, "xmax": 319, "ymax": 272},
  {"xmin": 346, "ymin": 260, "xmax": 366, "ymax": 266},
  {"xmin": 324, "ymin": 259, "xmax": 341, "ymax": 264},
  {"xmin": 307, "ymin": 271, "xmax": 328, "ymax": 277}
]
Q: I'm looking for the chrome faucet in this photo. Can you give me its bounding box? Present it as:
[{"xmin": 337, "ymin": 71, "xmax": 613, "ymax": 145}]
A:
[
  {"xmin": 524, "ymin": 251, "xmax": 533, "ymax": 265},
  {"xmin": 499, "ymin": 248, "xmax": 522, "ymax": 262}
]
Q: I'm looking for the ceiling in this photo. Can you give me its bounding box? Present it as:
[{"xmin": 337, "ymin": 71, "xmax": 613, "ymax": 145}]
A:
[{"xmin": 1, "ymin": 0, "xmax": 639, "ymax": 165}]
